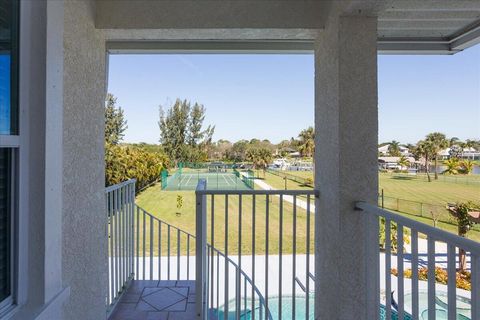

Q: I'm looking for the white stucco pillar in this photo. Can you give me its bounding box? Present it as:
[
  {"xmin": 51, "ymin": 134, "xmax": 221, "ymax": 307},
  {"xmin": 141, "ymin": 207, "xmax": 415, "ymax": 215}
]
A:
[
  {"xmin": 314, "ymin": 16, "xmax": 379, "ymax": 320},
  {"xmin": 62, "ymin": 1, "xmax": 107, "ymax": 319}
]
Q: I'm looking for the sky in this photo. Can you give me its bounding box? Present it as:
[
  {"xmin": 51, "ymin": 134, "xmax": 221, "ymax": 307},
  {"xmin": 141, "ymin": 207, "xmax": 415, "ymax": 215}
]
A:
[{"xmin": 107, "ymin": 44, "xmax": 480, "ymax": 145}]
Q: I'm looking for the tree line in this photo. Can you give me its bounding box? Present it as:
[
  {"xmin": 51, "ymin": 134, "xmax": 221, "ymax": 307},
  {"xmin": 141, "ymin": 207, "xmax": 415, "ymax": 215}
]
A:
[
  {"xmin": 381, "ymin": 133, "xmax": 479, "ymax": 181},
  {"xmin": 106, "ymin": 94, "xmax": 314, "ymax": 188},
  {"xmin": 105, "ymin": 94, "xmax": 168, "ymax": 190}
]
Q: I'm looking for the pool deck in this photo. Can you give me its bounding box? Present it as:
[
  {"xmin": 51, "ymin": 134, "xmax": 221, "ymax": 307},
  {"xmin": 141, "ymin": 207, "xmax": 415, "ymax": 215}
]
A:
[{"xmin": 108, "ymin": 280, "xmax": 196, "ymax": 320}]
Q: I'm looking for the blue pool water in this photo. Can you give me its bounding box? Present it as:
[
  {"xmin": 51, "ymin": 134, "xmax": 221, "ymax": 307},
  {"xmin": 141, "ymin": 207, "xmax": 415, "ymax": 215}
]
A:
[
  {"xmin": 213, "ymin": 296, "xmax": 315, "ymax": 320},
  {"xmin": 213, "ymin": 292, "xmax": 471, "ymax": 320}
]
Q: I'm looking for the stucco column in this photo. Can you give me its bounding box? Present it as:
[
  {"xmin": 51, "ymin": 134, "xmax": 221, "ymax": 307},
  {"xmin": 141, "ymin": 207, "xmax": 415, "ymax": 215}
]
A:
[
  {"xmin": 62, "ymin": 1, "xmax": 107, "ymax": 319},
  {"xmin": 314, "ymin": 16, "xmax": 379, "ymax": 320}
]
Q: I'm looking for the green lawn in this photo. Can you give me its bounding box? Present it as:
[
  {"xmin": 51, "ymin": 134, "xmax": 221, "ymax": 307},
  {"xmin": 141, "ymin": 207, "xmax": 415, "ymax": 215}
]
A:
[
  {"xmin": 135, "ymin": 183, "xmax": 315, "ymax": 256},
  {"xmin": 134, "ymin": 170, "xmax": 480, "ymax": 256},
  {"xmin": 260, "ymin": 171, "xmax": 479, "ymax": 207},
  {"xmin": 259, "ymin": 170, "xmax": 480, "ymax": 241}
]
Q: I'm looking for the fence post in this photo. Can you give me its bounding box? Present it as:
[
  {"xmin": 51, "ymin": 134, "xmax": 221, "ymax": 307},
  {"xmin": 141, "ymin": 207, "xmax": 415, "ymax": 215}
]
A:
[
  {"xmin": 195, "ymin": 179, "xmax": 207, "ymax": 319},
  {"xmin": 381, "ymin": 189, "xmax": 384, "ymax": 209}
]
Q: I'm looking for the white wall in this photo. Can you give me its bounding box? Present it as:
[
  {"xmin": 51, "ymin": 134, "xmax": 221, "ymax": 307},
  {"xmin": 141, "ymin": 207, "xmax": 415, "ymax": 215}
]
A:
[{"xmin": 61, "ymin": 1, "xmax": 107, "ymax": 319}]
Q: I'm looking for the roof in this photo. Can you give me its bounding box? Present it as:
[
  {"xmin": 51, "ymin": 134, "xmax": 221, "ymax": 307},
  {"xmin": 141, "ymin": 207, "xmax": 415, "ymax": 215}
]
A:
[
  {"xmin": 378, "ymin": 156, "xmax": 415, "ymax": 163},
  {"xmin": 101, "ymin": 1, "xmax": 480, "ymax": 55},
  {"xmin": 376, "ymin": 0, "xmax": 480, "ymax": 54}
]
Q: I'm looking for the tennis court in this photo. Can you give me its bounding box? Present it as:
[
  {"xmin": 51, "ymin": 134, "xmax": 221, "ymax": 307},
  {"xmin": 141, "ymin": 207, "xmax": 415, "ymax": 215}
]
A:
[{"xmin": 163, "ymin": 171, "xmax": 253, "ymax": 191}]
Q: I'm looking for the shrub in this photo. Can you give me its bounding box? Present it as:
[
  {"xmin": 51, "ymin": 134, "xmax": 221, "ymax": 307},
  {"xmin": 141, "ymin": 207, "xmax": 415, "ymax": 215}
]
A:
[
  {"xmin": 105, "ymin": 143, "xmax": 168, "ymax": 192},
  {"xmin": 391, "ymin": 267, "xmax": 471, "ymax": 291},
  {"xmin": 304, "ymin": 177, "xmax": 314, "ymax": 186}
]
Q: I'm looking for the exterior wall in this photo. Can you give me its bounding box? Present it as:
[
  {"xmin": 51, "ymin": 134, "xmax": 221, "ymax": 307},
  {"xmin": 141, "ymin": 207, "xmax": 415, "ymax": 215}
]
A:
[
  {"xmin": 62, "ymin": 1, "xmax": 107, "ymax": 319},
  {"xmin": 96, "ymin": 0, "xmax": 330, "ymax": 29},
  {"xmin": 314, "ymin": 16, "xmax": 379, "ymax": 320},
  {"xmin": 14, "ymin": 1, "xmax": 47, "ymax": 317}
]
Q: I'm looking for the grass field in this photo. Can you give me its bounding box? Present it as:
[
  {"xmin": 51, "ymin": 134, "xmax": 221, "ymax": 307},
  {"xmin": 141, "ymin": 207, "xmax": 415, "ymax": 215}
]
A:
[
  {"xmin": 259, "ymin": 170, "xmax": 480, "ymax": 241},
  {"xmin": 135, "ymin": 170, "xmax": 480, "ymax": 255},
  {"xmin": 261, "ymin": 170, "xmax": 479, "ymax": 206},
  {"xmin": 136, "ymin": 183, "xmax": 315, "ymax": 255}
]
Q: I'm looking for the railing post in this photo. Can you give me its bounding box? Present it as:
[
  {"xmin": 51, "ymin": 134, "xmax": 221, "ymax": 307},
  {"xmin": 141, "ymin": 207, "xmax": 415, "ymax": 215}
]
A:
[{"xmin": 196, "ymin": 179, "xmax": 207, "ymax": 319}]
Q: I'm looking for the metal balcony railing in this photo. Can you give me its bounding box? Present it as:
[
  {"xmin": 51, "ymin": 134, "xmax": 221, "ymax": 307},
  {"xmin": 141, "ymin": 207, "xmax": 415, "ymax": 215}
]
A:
[
  {"xmin": 195, "ymin": 179, "xmax": 318, "ymax": 320},
  {"xmin": 105, "ymin": 180, "xmax": 480, "ymax": 320},
  {"xmin": 105, "ymin": 179, "xmax": 271, "ymax": 319},
  {"xmin": 105, "ymin": 179, "xmax": 136, "ymax": 314},
  {"xmin": 356, "ymin": 202, "xmax": 480, "ymax": 320}
]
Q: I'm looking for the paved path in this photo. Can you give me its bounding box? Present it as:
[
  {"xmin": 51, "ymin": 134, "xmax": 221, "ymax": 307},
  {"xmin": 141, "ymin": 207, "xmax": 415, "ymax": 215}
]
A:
[{"xmin": 242, "ymin": 172, "xmax": 316, "ymax": 212}]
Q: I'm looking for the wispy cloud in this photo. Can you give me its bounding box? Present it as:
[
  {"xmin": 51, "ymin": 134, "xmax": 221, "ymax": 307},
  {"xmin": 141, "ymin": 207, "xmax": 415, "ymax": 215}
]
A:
[{"xmin": 177, "ymin": 56, "xmax": 203, "ymax": 76}]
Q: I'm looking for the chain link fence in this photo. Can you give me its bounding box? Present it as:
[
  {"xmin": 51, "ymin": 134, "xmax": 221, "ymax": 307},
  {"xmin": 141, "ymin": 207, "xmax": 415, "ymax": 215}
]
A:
[{"xmin": 379, "ymin": 190, "xmax": 480, "ymax": 232}]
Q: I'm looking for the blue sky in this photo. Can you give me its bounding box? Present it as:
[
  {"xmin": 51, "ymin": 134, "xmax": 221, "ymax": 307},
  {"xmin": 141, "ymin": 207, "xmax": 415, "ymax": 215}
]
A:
[{"xmin": 108, "ymin": 44, "xmax": 479, "ymax": 145}]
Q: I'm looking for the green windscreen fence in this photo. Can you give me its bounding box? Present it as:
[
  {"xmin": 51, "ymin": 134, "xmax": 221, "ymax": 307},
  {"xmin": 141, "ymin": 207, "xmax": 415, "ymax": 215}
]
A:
[{"xmin": 161, "ymin": 164, "xmax": 254, "ymax": 191}]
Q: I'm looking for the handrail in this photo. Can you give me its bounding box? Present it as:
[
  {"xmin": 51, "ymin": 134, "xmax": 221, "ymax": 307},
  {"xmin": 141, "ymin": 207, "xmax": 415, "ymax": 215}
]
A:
[
  {"xmin": 105, "ymin": 179, "xmax": 137, "ymax": 193},
  {"xmin": 139, "ymin": 204, "xmax": 273, "ymax": 319},
  {"xmin": 356, "ymin": 201, "xmax": 480, "ymax": 255},
  {"xmin": 197, "ymin": 188, "xmax": 319, "ymax": 196},
  {"xmin": 208, "ymin": 245, "xmax": 274, "ymax": 320}
]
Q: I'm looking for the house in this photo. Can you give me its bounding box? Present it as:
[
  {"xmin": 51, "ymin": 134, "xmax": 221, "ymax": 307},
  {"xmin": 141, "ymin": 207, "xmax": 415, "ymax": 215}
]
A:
[
  {"xmin": 439, "ymin": 147, "xmax": 480, "ymax": 160},
  {"xmin": 378, "ymin": 144, "xmax": 410, "ymax": 156},
  {"xmin": 378, "ymin": 156, "xmax": 415, "ymax": 170},
  {"xmin": 2, "ymin": 1, "xmax": 480, "ymax": 320},
  {"xmin": 276, "ymin": 147, "xmax": 301, "ymax": 158}
]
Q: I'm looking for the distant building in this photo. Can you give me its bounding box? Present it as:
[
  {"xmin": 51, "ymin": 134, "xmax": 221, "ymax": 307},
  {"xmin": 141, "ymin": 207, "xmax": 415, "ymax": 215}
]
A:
[
  {"xmin": 276, "ymin": 147, "xmax": 301, "ymax": 158},
  {"xmin": 378, "ymin": 156, "xmax": 415, "ymax": 170},
  {"xmin": 438, "ymin": 147, "xmax": 480, "ymax": 160},
  {"xmin": 378, "ymin": 144, "xmax": 409, "ymax": 156}
]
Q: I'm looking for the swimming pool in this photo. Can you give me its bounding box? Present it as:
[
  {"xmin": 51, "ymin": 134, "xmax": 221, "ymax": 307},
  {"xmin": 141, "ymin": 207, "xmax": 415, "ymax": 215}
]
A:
[
  {"xmin": 403, "ymin": 290, "xmax": 471, "ymax": 320},
  {"xmin": 212, "ymin": 295, "xmax": 315, "ymax": 320},
  {"xmin": 213, "ymin": 291, "xmax": 472, "ymax": 320}
]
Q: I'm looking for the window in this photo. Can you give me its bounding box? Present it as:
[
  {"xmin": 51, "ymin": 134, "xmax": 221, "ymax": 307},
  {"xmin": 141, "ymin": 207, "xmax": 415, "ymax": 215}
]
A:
[{"xmin": 0, "ymin": 0, "xmax": 18, "ymax": 315}]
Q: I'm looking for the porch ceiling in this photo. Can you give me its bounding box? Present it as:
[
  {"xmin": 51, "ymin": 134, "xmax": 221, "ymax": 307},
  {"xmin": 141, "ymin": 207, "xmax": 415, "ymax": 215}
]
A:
[{"xmin": 97, "ymin": 0, "xmax": 480, "ymax": 54}]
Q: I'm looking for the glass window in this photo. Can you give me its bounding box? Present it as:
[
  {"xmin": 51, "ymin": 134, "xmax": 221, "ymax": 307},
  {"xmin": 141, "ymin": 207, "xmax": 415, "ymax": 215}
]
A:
[
  {"xmin": 0, "ymin": 0, "xmax": 19, "ymax": 135},
  {"xmin": 0, "ymin": 0, "xmax": 18, "ymax": 312}
]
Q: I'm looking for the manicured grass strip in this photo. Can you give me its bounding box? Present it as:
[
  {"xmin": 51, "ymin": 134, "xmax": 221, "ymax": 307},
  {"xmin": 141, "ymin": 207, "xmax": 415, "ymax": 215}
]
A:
[{"xmin": 135, "ymin": 183, "xmax": 315, "ymax": 256}]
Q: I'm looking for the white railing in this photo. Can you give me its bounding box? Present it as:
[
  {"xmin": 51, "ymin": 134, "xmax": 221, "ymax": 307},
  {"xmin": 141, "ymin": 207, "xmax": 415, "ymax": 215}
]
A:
[
  {"xmin": 105, "ymin": 179, "xmax": 136, "ymax": 314},
  {"xmin": 105, "ymin": 179, "xmax": 271, "ymax": 320},
  {"xmin": 196, "ymin": 179, "xmax": 318, "ymax": 320},
  {"xmin": 356, "ymin": 201, "xmax": 480, "ymax": 320}
]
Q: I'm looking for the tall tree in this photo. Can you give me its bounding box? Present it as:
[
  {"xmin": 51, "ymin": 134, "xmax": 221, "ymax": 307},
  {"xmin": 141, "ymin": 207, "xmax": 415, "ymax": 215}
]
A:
[
  {"xmin": 105, "ymin": 93, "xmax": 127, "ymax": 145},
  {"xmin": 415, "ymin": 140, "xmax": 434, "ymax": 182},
  {"xmin": 246, "ymin": 147, "xmax": 272, "ymax": 177},
  {"xmin": 158, "ymin": 99, "xmax": 190, "ymax": 164},
  {"xmin": 159, "ymin": 99, "xmax": 215, "ymax": 164},
  {"xmin": 298, "ymin": 127, "xmax": 315, "ymax": 158},
  {"xmin": 425, "ymin": 132, "xmax": 449, "ymax": 180},
  {"xmin": 449, "ymin": 137, "xmax": 460, "ymax": 147},
  {"xmin": 388, "ymin": 140, "xmax": 401, "ymax": 157}
]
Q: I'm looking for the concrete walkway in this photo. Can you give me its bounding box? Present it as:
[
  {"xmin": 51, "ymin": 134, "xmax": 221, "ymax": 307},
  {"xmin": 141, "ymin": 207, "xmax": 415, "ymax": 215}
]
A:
[{"xmin": 246, "ymin": 173, "xmax": 316, "ymax": 212}]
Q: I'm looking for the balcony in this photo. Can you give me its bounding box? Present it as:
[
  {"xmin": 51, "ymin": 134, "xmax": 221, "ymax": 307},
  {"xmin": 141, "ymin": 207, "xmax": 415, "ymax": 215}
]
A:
[{"xmin": 105, "ymin": 179, "xmax": 480, "ymax": 320}]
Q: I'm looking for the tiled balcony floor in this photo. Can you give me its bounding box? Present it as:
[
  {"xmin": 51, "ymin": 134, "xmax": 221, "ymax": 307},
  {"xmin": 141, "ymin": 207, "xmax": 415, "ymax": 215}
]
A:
[{"xmin": 109, "ymin": 280, "xmax": 196, "ymax": 320}]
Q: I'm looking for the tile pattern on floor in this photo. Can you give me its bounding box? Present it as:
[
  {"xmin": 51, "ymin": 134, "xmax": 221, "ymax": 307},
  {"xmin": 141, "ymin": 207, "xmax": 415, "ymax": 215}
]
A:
[{"xmin": 109, "ymin": 280, "xmax": 197, "ymax": 320}]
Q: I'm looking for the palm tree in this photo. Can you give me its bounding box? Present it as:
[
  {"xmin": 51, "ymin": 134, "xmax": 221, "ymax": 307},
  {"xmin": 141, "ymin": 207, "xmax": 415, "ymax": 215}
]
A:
[
  {"xmin": 443, "ymin": 158, "xmax": 460, "ymax": 175},
  {"xmin": 246, "ymin": 147, "xmax": 272, "ymax": 178},
  {"xmin": 425, "ymin": 132, "xmax": 449, "ymax": 180},
  {"xmin": 397, "ymin": 155, "xmax": 409, "ymax": 170},
  {"xmin": 460, "ymin": 159, "xmax": 475, "ymax": 175},
  {"xmin": 388, "ymin": 140, "xmax": 401, "ymax": 157},
  {"xmin": 298, "ymin": 127, "xmax": 314, "ymax": 158},
  {"xmin": 416, "ymin": 140, "xmax": 434, "ymax": 182},
  {"xmin": 449, "ymin": 137, "xmax": 460, "ymax": 147}
]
